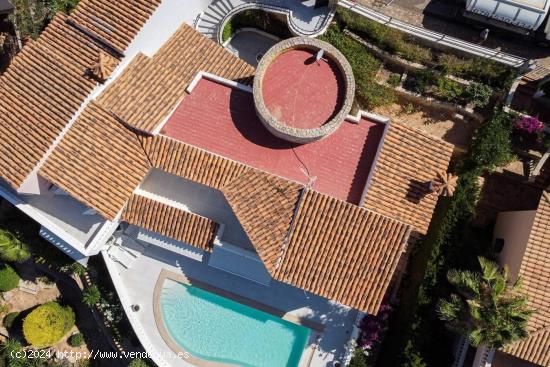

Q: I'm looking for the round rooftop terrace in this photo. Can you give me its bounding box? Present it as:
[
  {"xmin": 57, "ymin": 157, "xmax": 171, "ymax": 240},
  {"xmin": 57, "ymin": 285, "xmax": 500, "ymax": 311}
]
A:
[{"xmin": 253, "ymin": 37, "xmax": 355, "ymax": 144}]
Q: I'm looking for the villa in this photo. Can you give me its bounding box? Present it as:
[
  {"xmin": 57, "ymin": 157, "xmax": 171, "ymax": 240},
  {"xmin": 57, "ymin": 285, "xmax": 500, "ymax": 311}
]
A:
[{"xmin": 0, "ymin": 0, "xmax": 456, "ymax": 366}]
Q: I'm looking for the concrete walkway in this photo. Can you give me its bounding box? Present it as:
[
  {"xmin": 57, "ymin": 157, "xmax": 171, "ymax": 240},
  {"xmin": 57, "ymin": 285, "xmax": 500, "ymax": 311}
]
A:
[{"xmin": 195, "ymin": 0, "xmax": 334, "ymax": 43}]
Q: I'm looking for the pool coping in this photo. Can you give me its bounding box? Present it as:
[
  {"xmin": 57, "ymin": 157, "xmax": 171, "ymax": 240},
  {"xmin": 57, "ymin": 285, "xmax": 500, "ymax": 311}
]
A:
[{"xmin": 153, "ymin": 269, "xmax": 323, "ymax": 367}]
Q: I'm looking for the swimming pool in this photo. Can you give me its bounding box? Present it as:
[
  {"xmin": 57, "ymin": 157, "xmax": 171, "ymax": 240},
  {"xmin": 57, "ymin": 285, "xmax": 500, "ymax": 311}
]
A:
[{"xmin": 160, "ymin": 279, "xmax": 311, "ymax": 367}]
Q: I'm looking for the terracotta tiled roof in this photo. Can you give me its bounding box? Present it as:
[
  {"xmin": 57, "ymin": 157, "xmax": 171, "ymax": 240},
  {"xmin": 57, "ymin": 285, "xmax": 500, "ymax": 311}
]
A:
[
  {"xmin": 123, "ymin": 194, "xmax": 218, "ymax": 252},
  {"xmin": 142, "ymin": 135, "xmax": 252, "ymax": 190},
  {"xmin": 504, "ymin": 192, "xmax": 550, "ymax": 366},
  {"xmin": 222, "ymin": 170, "xmax": 303, "ymax": 272},
  {"xmin": 40, "ymin": 102, "xmax": 151, "ymax": 220},
  {"xmin": 97, "ymin": 23, "xmax": 254, "ymax": 133},
  {"xmin": 69, "ymin": 0, "xmax": 162, "ymax": 53},
  {"xmin": 273, "ymin": 190, "xmax": 411, "ymax": 313},
  {"xmin": 362, "ymin": 121, "xmax": 454, "ymax": 235},
  {"xmin": 0, "ymin": 0, "xmax": 160, "ymax": 189},
  {"xmin": 28, "ymin": 20, "xmax": 445, "ymax": 313}
]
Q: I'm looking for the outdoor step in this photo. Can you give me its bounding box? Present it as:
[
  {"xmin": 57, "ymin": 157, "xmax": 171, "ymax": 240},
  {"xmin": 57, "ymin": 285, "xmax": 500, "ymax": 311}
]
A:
[{"xmin": 106, "ymin": 245, "xmax": 139, "ymax": 269}]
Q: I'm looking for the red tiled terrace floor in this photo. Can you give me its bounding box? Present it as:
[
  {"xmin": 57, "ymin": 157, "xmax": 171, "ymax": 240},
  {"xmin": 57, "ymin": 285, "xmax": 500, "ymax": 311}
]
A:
[
  {"xmin": 162, "ymin": 78, "xmax": 385, "ymax": 204},
  {"xmin": 262, "ymin": 49, "xmax": 345, "ymax": 129}
]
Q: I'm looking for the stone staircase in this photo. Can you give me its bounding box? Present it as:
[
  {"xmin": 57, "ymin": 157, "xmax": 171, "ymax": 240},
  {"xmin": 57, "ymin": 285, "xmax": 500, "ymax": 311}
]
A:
[{"xmin": 195, "ymin": 0, "xmax": 334, "ymax": 43}]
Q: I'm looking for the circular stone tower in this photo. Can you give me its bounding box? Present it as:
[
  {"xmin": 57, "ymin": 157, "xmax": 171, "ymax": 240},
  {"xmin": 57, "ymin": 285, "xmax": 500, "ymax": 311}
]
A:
[{"xmin": 253, "ymin": 37, "xmax": 355, "ymax": 144}]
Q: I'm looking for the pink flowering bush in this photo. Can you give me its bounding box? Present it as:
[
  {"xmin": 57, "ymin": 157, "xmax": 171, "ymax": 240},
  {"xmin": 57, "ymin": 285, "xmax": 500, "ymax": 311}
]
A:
[
  {"xmin": 512, "ymin": 115, "xmax": 548, "ymax": 152},
  {"xmin": 514, "ymin": 116, "xmax": 544, "ymax": 134},
  {"xmin": 358, "ymin": 303, "xmax": 392, "ymax": 351}
]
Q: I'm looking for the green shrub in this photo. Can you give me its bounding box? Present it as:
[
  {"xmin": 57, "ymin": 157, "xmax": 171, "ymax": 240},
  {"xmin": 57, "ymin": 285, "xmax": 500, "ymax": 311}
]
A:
[
  {"xmin": 436, "ymin": 78, "xmax": 463, "ymax": 103},
  {"xmin": 466, "ymin": 58, "xmax": 516, "ymax": 90},
  {"xmin": 0, "ymin": 229, "xmax": 31, "ymax": 263},
  {"xmin": 129, "ymin": 358, "xmax": 150, "ymax": 367},
  {"xmin": 463, "ymin": 82, "xmax": 493, "ymax": 108},
  {"xmin": 3, "ymin": 312, "xmax": 19, "ymax": 329},
  {"xmin": 400, "ymin": 43, "xmax": 433, "ymax": 64},
  {"xmin": 0, "ymin": 263, "xmax": 20, "ymax": 291},
  {"xmin": 222, "ymin": 21, "xmax": 233, "ymax": 42},
  {"xmin": 466, "ymin": 111, "xmax": 514, "ymax": 172},
  {"xmin": 404, "ymin": 70, "xmax": 437, "ymax": 94},
  {"xmin": 348, "ymin": 348, "xmax": 370, "ymax": 367},
  {"xmin": 82, "ymin": 285, "xmax": 101, "ymax": 307},
  {"xmin": 23, "ymin": 302, "xmax": 75, "ymax": 348},
  {"xmin": 320, "ymin": 25, "xmax": 395, "ymax": 109},
  {"xmin": 68, "ymin": 333, "xmax": 84, "ymax": 347},
  {"xmin": 438, "ymin": 54, "xmax": 471, "ymax": 76},
  {"xmin": 387, "ymin": 73, "xmax": 402, "ymax": 87},
  {"xmin": 60, "ymin": 261, "xmax": 86, "ymax": 276}
]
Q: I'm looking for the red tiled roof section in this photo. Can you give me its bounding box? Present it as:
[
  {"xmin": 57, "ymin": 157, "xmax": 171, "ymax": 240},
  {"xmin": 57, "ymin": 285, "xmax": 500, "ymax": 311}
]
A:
[
  {"xmin": 97, "ymin": 23, "xmax": 255, "ymax": 133},
  {"xmin": 40, "ymin": 102, "xmax": 151, "ymax": 220},
  {"xmin": 222, "ymin": 170, "xmax": 303, "ymax": 272},
  {"xmin": 273, "ymin": 190, "xmax": 411, "ymax": 313},
  {"xmin": 0, "ymin": 0, "xmax": 160, "ymax": 189},
  {"xmin": 123, "ymin": 194, "xmax": 218, "ymax": 252},
  {"xmin": 362, "ymin": 122, "xmax": 454, "ymax": 235},
  {"xmin": 504, "ymin": 192, "xmax": 550, "ymax": 366},
  {"xmin": 141, "ymin": 135, "xmax": 251, "ymax": 190}
]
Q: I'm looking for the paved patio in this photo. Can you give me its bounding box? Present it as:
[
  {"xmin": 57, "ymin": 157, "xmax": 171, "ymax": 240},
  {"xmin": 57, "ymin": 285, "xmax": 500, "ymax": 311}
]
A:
[
  {"xmin": 104, "ymin": 235, "xmax": 358, "ymax": 367},
  {"xmin": 225, "ymin": 29, "xmax": 279, "ymax": 66}
]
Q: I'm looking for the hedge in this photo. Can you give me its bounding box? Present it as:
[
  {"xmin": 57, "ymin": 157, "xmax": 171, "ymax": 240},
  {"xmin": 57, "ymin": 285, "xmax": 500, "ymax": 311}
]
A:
[
  {"xmin": 0, "ymin": 263, "xmax": 20, "ymax": 292},
  {"xmin": 23, "ymin": 302, "xmax": 75, "ymax": 348}
]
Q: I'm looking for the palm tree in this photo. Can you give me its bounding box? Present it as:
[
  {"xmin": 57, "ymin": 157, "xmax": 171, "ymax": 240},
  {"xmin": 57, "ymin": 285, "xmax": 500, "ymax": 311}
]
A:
[
  {"xmin": 437, "ymin": 256, "xmax": 533, "ymax": 350},
  {"xmin": 0, "ymin": 229, "xmax": 31, "ymax": 263}
]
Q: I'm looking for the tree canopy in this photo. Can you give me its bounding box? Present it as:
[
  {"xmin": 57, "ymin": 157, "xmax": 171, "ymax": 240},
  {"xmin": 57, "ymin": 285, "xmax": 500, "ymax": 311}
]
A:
[{"xmin": 437, "ymin": 257, "xmax": 533, "ymax": 349}]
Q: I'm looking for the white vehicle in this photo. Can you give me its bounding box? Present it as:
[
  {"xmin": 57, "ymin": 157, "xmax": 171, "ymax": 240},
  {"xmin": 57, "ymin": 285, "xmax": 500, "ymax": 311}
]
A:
[{"xmin": 464, "ymin": 0, "xmax": 550, "ymax": 40}]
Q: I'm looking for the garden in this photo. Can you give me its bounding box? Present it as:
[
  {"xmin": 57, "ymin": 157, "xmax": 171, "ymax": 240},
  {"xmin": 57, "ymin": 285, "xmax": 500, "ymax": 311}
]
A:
[{"xmin": 0, "ymin": 201, "xmax": 152, "ymax": 367}]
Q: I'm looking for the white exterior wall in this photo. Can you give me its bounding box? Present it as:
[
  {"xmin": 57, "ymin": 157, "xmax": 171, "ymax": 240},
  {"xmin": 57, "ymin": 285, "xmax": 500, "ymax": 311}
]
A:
[{"xmin": 493, "ymin": 210, "xmax": 537, "ymax": 281}]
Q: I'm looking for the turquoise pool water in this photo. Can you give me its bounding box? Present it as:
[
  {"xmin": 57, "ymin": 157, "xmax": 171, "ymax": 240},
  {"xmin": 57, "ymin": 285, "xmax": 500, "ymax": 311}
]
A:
[{"xmin": 160, "ymin": 280, "xmax": 311, "ymax": 367}]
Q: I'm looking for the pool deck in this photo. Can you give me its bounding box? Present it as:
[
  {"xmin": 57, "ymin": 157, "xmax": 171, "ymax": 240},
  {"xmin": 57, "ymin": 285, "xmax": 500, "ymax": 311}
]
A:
[{"xmin": 104, "ymin": 235, "xmax": 358, "ymax": 367}]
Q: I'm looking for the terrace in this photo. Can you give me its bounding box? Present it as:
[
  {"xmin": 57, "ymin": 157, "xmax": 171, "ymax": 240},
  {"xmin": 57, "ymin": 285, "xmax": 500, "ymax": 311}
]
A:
[{"xmin": 161, "ymin": 76, "xmax": 385, "ymax": 205}]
